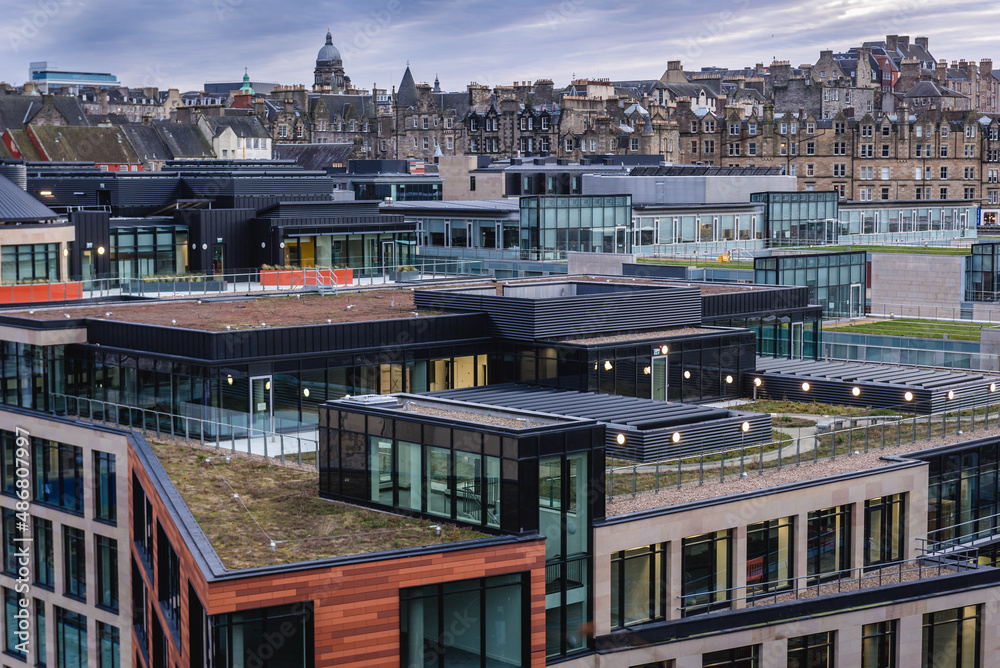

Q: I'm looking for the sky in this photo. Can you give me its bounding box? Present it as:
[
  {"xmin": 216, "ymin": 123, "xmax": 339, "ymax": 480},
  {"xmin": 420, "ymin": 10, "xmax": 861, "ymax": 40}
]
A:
[{"xmin": 3, "ymin": 0, "xmax": 1000, "ymax": 94}]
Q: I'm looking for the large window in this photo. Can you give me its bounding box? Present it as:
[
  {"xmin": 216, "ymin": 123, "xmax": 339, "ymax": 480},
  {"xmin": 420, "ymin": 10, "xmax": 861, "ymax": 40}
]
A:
[
  {"xmin": 98, "ymin": 622, "xmax": 120, "ymax": 668},
  {"xmin": 33, "ymin": 517, "xmax": 53, "ymax": 589},
  {"xmin": 109, "ymin": 226, "xmax": 188, "ymax": 280},
  {"xmin": 2, "ymin": 508, "xmax": 16, "ymax": 576},
  {"xmin": 211, "ymin": 602, "xmax": 313, "ymax": 668},
  {"xmin": 401, "ymin": 574, "xmax": 526, "ymax": 668},
  {"xmin": 788, "ymin": 632, "xmax": 834, "ymax": 668},
  {"xmin": 33, "ymin": 438, "xmax": 83, "ymax": 514},
  {"xmin": 0, "ymin": 243, "xmax": 58, "ymax": 284},
  {"xmin": 807, "ymin": 506, "xmax": 851, "ymax": 583},
  {"xmin": 96, "ymin": 535, "xmax": 118, "ymax": 612},
  {"xmin": 157, "ymin": 524, "xmax": 180, "ymax": 631},
  {"xmin": 55, "ymin": 606, "xmax": 87, "ymax": 668},
  {"xmin": 926, "ymin": 443, "xmax": 1000, "ymax": 546},
  {"xmin": 862, "ymin": 620, "xmax": 897, "ymax": 668},
  {"xmin": 35, "ymin": 599, "xmax": 45, "ymax": 667},
  {"xmin": 4, "ymin": 587, "xmax": 26, "ymax": 659},
  {"xmin": 62, "ymin": 526, "xmax": 86, "ymax": 601},
  {"xmin": 923, "ymin": 606, "xmax": 980, "ymax": 668},
  {"xmin": 610, "ymin": 544, "xmax": 666, "ymax": 628},
  {"xmin": 746, "ymin": 517, "xmax": 793, "ymax": 596},
  {"xmin": 865, "ymin": 495, "xmax": 904, "ymax": 566},
  {"xmin": 703, "ymin": 645, "xmax": 759, "ymax": 667},
  {"xmin": 681, "ymin": 530, "xmax": 732, "ymax": 615},
  {"xmin": 94, "ymin": 451, "xmax": 117, "ymax": 524}
]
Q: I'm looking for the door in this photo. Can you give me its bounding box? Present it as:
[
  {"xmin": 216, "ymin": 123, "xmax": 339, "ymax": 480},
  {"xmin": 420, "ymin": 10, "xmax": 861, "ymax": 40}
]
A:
[
  {"xmin": 850, "ymin": 283, "xmax": 863, "ymax": 318},
  {"xmin": 791, "ymin": 322, "xmax": 804, "ymax": 360},
  {"xmin": 651, "ymin": 357, "xmax": 668, "ymax": 401},
  {"xmin": 250, "ymin": 376, "xmax": 272, "ymax": 434},
  {"xmin": 382, "ymin": 240, "xmax": 396, "ymax": 273},
  {"xmin": 212, "ymin": 244, "xmax": 225, "ymax": 276}
]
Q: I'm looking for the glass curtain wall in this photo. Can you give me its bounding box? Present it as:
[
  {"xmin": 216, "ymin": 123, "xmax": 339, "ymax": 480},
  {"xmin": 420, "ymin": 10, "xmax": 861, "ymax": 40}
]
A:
[
  {"xmin": 0, "ymin": 244, "xmax": 59, "ymax": 284},
  {"xmin": 610, "ymin": 544, "xmax": 667, "ymax": 629},
  {"xmin": 807, "ymin": 506, "xmax": 851, "ymax": 583},
  {"xmin": 109, "ymin": 226, "xmax": 188, "ymax": 279}
]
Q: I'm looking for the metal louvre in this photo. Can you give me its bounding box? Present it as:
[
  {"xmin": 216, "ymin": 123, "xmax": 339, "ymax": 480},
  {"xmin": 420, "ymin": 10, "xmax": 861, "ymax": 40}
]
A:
[
  {"xmin": 413, "ymin": 283, "xmax": 701, "ymax": 340},
  {"xmin": 701, "ymin": 285, "xmax": 811, "ymax": 318},
  {"xmin": 430, "ymin": 384, "xmax": 771, "ymax": 463},
  {"xmin": 748, "ymin": 358, "xmax": 1000, "ymax": 414}
]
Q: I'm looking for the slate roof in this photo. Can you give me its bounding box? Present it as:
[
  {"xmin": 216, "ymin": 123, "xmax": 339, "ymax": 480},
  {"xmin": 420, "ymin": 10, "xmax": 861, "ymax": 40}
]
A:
[
  {"xmin": 121, "ymin": 125, "xmax": 173, "ymax": 162},
  {"xmin": 903, "ymin": 80, "xmax": 968, "ymax": 100},
  {"xmin": 271, "ymin": 143, "xmax": 353, "ymax": 171},
  {"xmin": 5, "ymin": 130, "xmax": 41, "ymax": 161},
  {"xmin": 396, "ymin": 66, "xmax": 419, "ymax": 108},
  {"xmin": 30, "ymin": 125, "xmax": 140, "ymax": 164},
  {"xmin": 309, "ymin": 94, "xmax": 377, "ymax": 121},
  {"xmin": 203, "ymin": 116, "xmax": 270, "ymax": 138},
  {"xmin": 0, "ymin": 174, "xmax": 59, "ymax": 222},
  {"xmin": 151, "ymin": 121, "xmax": 214, "ymax": 159},
  {"xmin": 0, "ymin": 96, "xmax": 90, "ymax": 133}
]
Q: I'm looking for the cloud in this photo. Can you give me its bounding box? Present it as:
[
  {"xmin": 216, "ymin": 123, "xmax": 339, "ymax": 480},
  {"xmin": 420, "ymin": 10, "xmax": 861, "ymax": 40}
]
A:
[{"xmin": 0, "ymin": 0, "xmax": 996, "ymax": 93}]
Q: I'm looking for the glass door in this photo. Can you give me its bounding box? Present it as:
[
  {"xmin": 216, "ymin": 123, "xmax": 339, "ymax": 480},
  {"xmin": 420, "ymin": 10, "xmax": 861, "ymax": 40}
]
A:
[
  {"xmin": 850, "ymin": 283, "xmax": 863, "ymax": 318},
  {"xmin": 250, "ymin": 376, "xmax": 272, "ymax": 434},
  {"xmin": 791, "ymin": 322, "xmax": 804, "ymax": 360},
  {"xmin": 652, "ymin": 357, "xmax": 667, "ymax": 401},
  {"xmin": 382, "ymin": 240, "xmax": 396, "ymax": 277},
  {"xmin": 212, "ymin": 244, "xmax": 225, "ymax": 277}
]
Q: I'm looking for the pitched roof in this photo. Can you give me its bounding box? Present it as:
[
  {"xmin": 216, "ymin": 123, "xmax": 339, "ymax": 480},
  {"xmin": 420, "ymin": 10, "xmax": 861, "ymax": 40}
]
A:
[
  {"xmin": 5, "ymin": 130, "xmax": 42, "ymax": 161},
  {"xmin": 203, "ymin": 116, "xmax": 270, "ymax": 138},
  {"xmin": 272, "ymin": 143, "xmax": 353, "ymax": 171},
  {"xmin": 396, "ymin": 66, "xmax": 419, "ymax": 108},
  {"xmin": 903, "ymin": 80, "xmax": 968, "ymax": 100},
  {"xmin": 151, "ymin": 121, "xmax": 214, "ymax": 159},
  {"xmin": 0, "ymin": 95, "xmax": 90, "ymax": 133},
  {"xmin": 121, "ymin": 124, "xmax": 173, "ymax": 162},
  {"xmin": 0, "ymin": 174, "xmax": 59, "ymax": 222},
  {"xmin": 30, "ymin": 125, "xmax": 140, "ymax": 163},
  {"xmin": 309, "ymin": 94, "xmax": 377, "ymax": 121}
]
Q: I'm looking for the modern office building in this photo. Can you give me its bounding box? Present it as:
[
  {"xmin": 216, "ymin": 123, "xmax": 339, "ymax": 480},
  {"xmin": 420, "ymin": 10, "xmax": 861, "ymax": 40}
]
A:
[
  {"xmin": 28, "ymin": 62, "xmax": 120, "ymax": 90},
  {"xmin": 754, "ymin": 250, "xmax": 868, "ymax": 318}
]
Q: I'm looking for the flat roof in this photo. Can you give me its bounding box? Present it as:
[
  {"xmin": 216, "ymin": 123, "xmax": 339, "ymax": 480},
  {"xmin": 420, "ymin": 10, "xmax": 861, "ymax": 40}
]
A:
[
  {"xmin": 150, "ymin": 440, "xmax": 484, "ymax": 568},
  {"xmin": 755, "ymin": 358, "xmax": 999, "ymax": 391},
  {"xmin": 7, "ymin": 290, "xmax": 436, "ymax": 331},
  {"xmin": 384, "ymin": 199, "xmax": 520, "ymax": 213}
]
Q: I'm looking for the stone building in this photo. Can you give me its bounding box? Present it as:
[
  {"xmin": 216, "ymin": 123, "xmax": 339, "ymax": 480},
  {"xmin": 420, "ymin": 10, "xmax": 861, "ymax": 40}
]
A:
[{"xmin": 313, "ymin": 29, "xmax": 349, "ymax": 93}]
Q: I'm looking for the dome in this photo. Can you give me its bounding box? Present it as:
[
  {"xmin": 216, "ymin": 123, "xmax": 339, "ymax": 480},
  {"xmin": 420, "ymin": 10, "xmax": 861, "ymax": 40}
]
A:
[{"xmin": 317, "ymin": 30, "xmax": 341, "ymax": 63}]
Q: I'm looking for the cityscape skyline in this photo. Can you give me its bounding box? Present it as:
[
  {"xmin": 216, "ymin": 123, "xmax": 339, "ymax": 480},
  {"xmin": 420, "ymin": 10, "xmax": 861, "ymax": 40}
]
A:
[{"xmin": 3, "ymin": 0, "xmax": 1000, "ymax": 93}]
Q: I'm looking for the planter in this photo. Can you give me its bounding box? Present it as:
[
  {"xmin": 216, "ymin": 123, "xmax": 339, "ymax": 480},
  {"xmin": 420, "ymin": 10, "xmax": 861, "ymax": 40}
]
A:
[
  {"xmin": 260, "ymin": 269, "xmax": 353, "ymax": 287},
  {"xmin": 0, "ymin": 282, "xmax": 83, "ymax": 304},
  {"xmin": 390, "ymin": 270, "xmax": 420, "ymax": 282},
  {"xmin": 127, "ymin": 280, "xmax": 227, "ymax": 295}
]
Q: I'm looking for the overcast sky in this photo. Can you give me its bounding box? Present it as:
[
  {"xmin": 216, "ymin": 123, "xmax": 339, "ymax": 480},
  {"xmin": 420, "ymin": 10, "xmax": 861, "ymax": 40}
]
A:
[{"xmin": 2, "ymin": 0, "xmax": 999, "ymax": 94}]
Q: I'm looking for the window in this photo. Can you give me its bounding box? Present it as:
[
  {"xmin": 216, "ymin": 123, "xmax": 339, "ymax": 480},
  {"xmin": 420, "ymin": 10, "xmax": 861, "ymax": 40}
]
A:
[
  {"xmin": 681, "ymin": 530, "xmax": 731, "ymax": 615},
  {"xmin": 422, "ymin": 138, "xmax": 429, "ymax": 150},
  {"xmin": 882, "ymin": 124, "xmax": 891, "ymax": 137},
  {"xmin": 834, "ymin": 121, "xmax": 845, "ymax": 134},
  {"xmin": 807, "ymin": 506, "xmax": 851, "ymax": 583},
  {"xmin": 541, "ymin": 116, "xmax": 550, "ymax": 131},
  {"xmin": 779, "ymin": 142, "xmax": 787, "ymax": 156},
  {"xmin": 35, "ymin": 600, "xmax": 45, "ymax": 667},
  {"xmin": 788, "ymin": 632, "xmax": 834, "ymax": 668},
  {"xmin": 56, "ymin": 607, "xmax": 87, "ymax": 668},
  {"xmin": 916, "ymin": 144, "xmax": 924, "ymax": 157},
  {"xmin": 221, "ymin": 149, "xmax": 228, "ymax": 158},
  {"xmin": 942, "ymin": 166, "xmax": 949, "ymax": 179},
  {"xmin": 94, "ymin": 451, "xmax": 116, "ymax": 524},
  {"xmin": 865, "ymin": 494, "xmax": 904, "ymax": 566},
  {"xmin": 565, "ymin": 138, "xmax": 574, "ymax": 152},
  {"xmin": 33, "ymin": 438, "xmax": 83, "ymax": 513},
  {"xmin": 469, "ymin": 176, "xmax": 476, "ymax": 192},
  {"xmin": 915, "ymin": 125, "xmax": 923, "ymax": 138},
  {"xmin": 727, "ymin": 143, "xmax": 741, "ymax": 156},
  {"xmin": 704, "ymin": 140, "xmax": 715, "ymax": 154},
  {"xmin": 401, "ymin": 575, "xmax": 524, "ymax": 668},
  {"xmin": 806, "ymin": 122, "xmax": 815, "ymax": 134},
  {"xmin": 132, "ymin": 474, "xmax": 153, "ymax": 568},
  {"xmin": 748, "ymin": 123, "xmax": 757, "ymax": 135},
  {"xmin": 965, "ymin": 187, "xmax": 977, "ymax": 199},
  {"xmin": 690, "ymin": 120, "xmax": 698, "ymax": 133},
  {"xmin": 862, "ymin": 124, "xmax": 873, "ymax": 137},
  {"xmin": 860, "ymin": 144, "xmax": 873, "ymax": 158},
  {"xmin": 446, "ymin": 137, "xmax": 453, "ymax": 150},
  {"xmin": 746, "ymin": 517, "xmax": 793, "ymax": 596},
  {"xmin": 780, "ymin": 122, "xmax": 787, "ymax": 135},
  {"xmin": 4, "ymin": 588, "xmax": 25, "ymax": 659},
  {"xmin": 881, "ymin": 166, "xmax": 890, "ymax": 180},
  {"xmin": 295, "ymin": 125, "xmax": 303, "ymax": 138},
  {"xmin": 748, "ymin": 142, "xmax": 757, "ymax": 156},
  {"xmin": 862, "ymin": 620, "xmax": 897, "ymax": 668},
  {"xmin": 96, "ymin": 535, "xmax": 118, "ymax": 612},
  {"xmin": 469, "ymin": 117, "xmax": 478, "ymax": 132},
  {"xmin": 965, "ymin": 144, "xmax": 976, "ymax": 158},
  {"xmin": 806, "ymin": 141, "xmax": 815, "ymax": 155},
  {"xmin": 833, "ymin": 164, "xmax": 846, "ymax": 177},
  {"xmin": 703, "ymin": 645, "xmax": 759, "ymax": 667},
  {"xmin": 33, "ymin": 517, "xmax": 53, "ymax": 589},
  {"xmin": 704, "ymin": 120, "xmax": 715, "ymax": 132},
  {"xmin": 806, "ymin": 164, "xmax": 815, "ymax": 177},
  {"xmin": 63, "ymin": 526, "xmax": 86, "ymax": 601},
  {"xmin": 860, "ymin": 166, "xmax": 873, "ymax": 180},
  {"xmin": 966, "ymin": 125, "xmax": 976, "ymax": 138},
  {"xmin": 790, "ymin": 141, "xmax": 797, "ymax": 156},
  {"xmin": 278, "ymin": 125, "xmax": 287, "ymax": 138},
  {"xmin": 445, "ymin": 117, "xmax": 453, "ymax": 129},
  {"xmin": 965, "ymin": 166, "xmax": 977, "ymax": 180},
  {"xmin": 882, "ymin": 186, "xmax": 891, "ymax": 200},
  {"xmin": 157, "ymin": 524, "xmax": 180, "ymax": 631},
  {"xmin": 1, "ymin": 509, "xmax": 15, "ymax": 577},
  {"xmin": 940, "ymin": 187, "xmax": 948, "ymax": 200},
  {"xmin": 729, "ymin": 123, "xmax": 740, "ymax": 136},
  {"xmin": 610, "ymin": 544, "xmax": 666, "ymax": 628},
  {"xmin": 833, "ymin": 141, "xmax": 847, "ymax": 155},
  {"xmin": 922, "ymin": 606, "xmax": 980, "ymax": 668},
  {"xmin": 631, "ymin": 138, "xmax": 639, "ymax": 151},
  {"xmin": 98, "ymin": 623, "xmax": 120, "ymax": 668},
  {"xmin": 412, "ymin": 117, "xmax": 419, "ymax": 128},
  {"xmin": 421, "ymin": 117, "xmax": 428, "ymax": 129},
  {"xmin": 940, "ymin": 145, "xmax": 949, "ymax": 158},
  {"xmin": 859, "ymin": 187, "xmax": 873, "ymax": 201}
]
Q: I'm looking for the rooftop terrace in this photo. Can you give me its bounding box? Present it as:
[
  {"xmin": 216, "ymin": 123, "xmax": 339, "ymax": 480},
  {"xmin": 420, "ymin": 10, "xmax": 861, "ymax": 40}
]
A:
[{"xmin": 150, "ymin": 440, "xmax": 483, "ymax": 569}]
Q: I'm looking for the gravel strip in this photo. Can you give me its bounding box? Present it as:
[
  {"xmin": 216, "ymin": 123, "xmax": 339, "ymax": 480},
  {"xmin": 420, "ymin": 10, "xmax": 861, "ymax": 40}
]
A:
[
  {"xmin": 404, "ymin": 404, "xmax": 535, "ymax": 429},
  {"xmin": 607, "ymin": 421, "xmax": 1000, "ymax": 515}
]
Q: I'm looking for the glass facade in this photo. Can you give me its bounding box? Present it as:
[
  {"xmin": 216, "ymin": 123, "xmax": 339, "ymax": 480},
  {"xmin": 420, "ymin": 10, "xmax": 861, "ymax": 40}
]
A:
[
  {"xmin": 681, "ymin": 530, "xmax": 732, "ymax": 616},
  {"xmin": 754, "ymin": 252, "xmax": 866, "ymax": 318},
  {"xmin": 4, "ymin": 587, "xmax": 25, "ymax": 659},
  {"xmin": 282, "ymin": 232, "xmax": 416, "ymax": 273},
  {"xmin": 862, "ymin": 620, "xmax": 897, "ymax": 668},
  {"xmin": 968, "ymin": 241, "xmax": 1000, "ymax": 301},
  {"xmin": 838, "ymin": 203, "xmax": 974, "ymax": 236},
  {"xmin": 0, "ymin": 243, "xmax": 60, "ymax": 284},
  {"xmin": 788, "ymin": 632, "xmax": 834, "ymax": 668},
  {"xmin": 633, "ymin": 210, "xmax": 760, "ymax": 247},
  {"xmin": 94, "ymin": 451, "xmax": 116, "ymax": 524},
  {"xmin": 209, "ymin": 602, "xmax": 313, "ymax": 668},
  {"xmin": 751, "ymin": 191, "xmax": 839, "ymax": 247},
  {"xmin": 33, "ymin": 437, "xmax": 83, "ymax": 514},
  {"xmin": 807, "ymin": 506, "xmax": 851, "ymax": 584},
  {"xmin": 354, "ymin": 181, "xmax": 441, "ymax": 201},
  {"xmin": 35, "ymin": 599, "xmax": 46, "ymax": 667},
  {"xmin": 746, "ymin": 517, "xmax": 793, "ymax": 596},
  {"xmin": 98, "ymin": 622, "xmax": 120, "ymax": 668},
  {"xmin": 924, "ymin": 442, "xmax": 1000, "ymax": 547},
  {"xmin": 519, "ymin": 195, "xmax": 633, "ymax": 255},
  {"xmin": 95, "ymin": 534, "xmax": 118, "ymax": 612},
  {"xmin": 610, "ymin": 544, "xmax": 666, "ymax": 629},
  {"xmin": 418, "ymin": 217, "xmax": 520, "ymax": 251},
  {"xmin": 33, "ymin": 516, "xmax": 54, "ymax": 589},
  {"xmin": 401, "ymin": 574, "xmax": 526, "ymax": 668},
  {"xmin": 62, "ymin": 526, "xmax": 86, "ymax": 601},
  {"xmin": 865, "ymin": 494, "xmax": 904, "ymax": 567},
  {"xmin": 922, "ymin": 606, "xmax": 980, "ymax": 668},
  {"xmin": 109, "ymin": 226, "xmax": 188, "ymax": 279}
]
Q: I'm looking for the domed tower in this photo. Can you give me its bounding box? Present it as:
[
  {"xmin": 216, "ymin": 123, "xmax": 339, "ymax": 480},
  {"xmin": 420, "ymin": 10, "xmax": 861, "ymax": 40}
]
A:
[{"xmin": 314, "ymin": 29, "xmax": 348, "ymax": 92}]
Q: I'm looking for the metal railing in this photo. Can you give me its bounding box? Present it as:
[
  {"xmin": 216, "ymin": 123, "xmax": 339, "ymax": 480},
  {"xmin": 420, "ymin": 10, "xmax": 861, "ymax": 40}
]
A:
[
  {"xmin": 924, "ymin": 509, "xmax": 1000, "ymax": 551},
  {"xmin": 679, "ymin": 554, "xmax": 977, "ymax": 615},
  {"xmin": 49, "ymin": 393, "xmax": 318, "ymax": 467},
  {"xmin": 607, "ymin": 394, "xmax": 1000, "ymax": 501}
]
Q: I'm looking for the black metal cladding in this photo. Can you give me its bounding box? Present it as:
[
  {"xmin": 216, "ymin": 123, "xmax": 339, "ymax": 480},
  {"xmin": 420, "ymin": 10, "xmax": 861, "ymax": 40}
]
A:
[
  {"xmin": 82, "ymin": 313, "xmax": 487, "ymax": 363},
  {"xmin": 413, "ymin": 284, "xmax": 701, "ymax": 340},
  {"xmin": 701, "ymin": 286, "xmax": 811, "ymax": 319},
  {"xmin": 69, "ymin": 210, "xmax": 112, "ymax": 277}
]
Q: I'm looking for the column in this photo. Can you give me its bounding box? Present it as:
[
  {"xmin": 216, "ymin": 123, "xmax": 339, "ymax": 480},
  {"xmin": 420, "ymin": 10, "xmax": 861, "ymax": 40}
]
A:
[
  {"xmin": 732, "ymin": 525, "xmax": 747, "ymax": 610},
  {"xmin": 852, "ymin": 501, "xmax": 866, "ymax": 577},
  {"xmin": 761, "ymin": 638, "xmax": 787, "ymax": 668},
  {"xmin": 667, "ymin": 540, "xmax": 684, "ymax": 620},
  {"xmin": 897, "ymin": 614, "xmax": 923, "ymax": 667}
]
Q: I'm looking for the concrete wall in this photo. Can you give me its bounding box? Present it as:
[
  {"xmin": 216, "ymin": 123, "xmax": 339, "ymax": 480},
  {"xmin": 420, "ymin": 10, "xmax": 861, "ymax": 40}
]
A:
[
  {"xmin": 869, "ymin": 253, "xmax": 965, "ymax": 313},
  {"xmin": 438, "ymin": 156, "xmax": 505, "ymax": 200},
  {"xmin": 582, "ymin": 174, "xmax": 797, "ymax": 205},
  {"xmin": 567, "ymin": 252, "xmax": 634, "ymax": 275}
]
